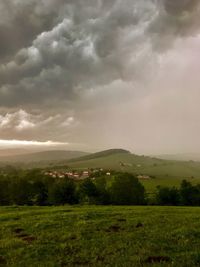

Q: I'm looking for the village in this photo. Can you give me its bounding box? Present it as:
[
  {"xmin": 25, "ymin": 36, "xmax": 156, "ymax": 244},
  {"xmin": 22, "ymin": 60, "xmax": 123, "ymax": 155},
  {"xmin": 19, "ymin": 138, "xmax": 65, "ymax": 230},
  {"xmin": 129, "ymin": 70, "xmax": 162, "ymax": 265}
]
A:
[
  {"xmin": 44, "ymin": 168, "xmax": 112, "ymax": 180},
  {"xmin": 44, "ymin": 168, "xmax": 151, "ymax": 180}
]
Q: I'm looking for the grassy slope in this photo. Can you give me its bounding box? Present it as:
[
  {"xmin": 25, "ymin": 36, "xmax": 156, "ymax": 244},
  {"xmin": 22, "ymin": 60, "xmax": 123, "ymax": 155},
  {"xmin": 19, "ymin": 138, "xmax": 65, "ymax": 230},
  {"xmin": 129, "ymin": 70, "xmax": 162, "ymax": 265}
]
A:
[
  {"xmin": 68, "ymin": 149, "xmax": 130, "ymax": 162},
  {"xmin": 1, "ymin": 205, "xmax": 200, "ymax": 266},
  {"xmin": 67, "ymin": 152, "xmax": 200, "ymax": 178},
  {"xmin": 67, "ymin": 152, "xmax": 200, "ymax": 191}
]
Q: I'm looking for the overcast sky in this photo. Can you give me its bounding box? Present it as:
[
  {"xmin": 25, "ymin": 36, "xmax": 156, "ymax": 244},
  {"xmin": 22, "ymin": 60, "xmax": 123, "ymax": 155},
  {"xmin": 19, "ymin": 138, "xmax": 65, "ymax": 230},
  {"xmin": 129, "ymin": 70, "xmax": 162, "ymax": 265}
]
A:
[{"xmin": 0, "ymin": 0, "xmax": 200, "ymax": 154}]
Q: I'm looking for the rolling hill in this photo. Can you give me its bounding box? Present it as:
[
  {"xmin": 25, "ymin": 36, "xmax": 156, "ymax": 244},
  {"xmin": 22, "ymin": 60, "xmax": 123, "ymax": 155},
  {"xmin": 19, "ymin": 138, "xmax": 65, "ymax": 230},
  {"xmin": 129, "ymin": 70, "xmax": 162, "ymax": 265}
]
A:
[
  {"xmin": 68, "ymin": 148, "xmax": 131, "ymax": 162},
  {"xmin": 1, "ymin": 148, "xmax": 200, "ymax": 191},
  {"xmin": 67, "ymin": 149, "xmax": 198, "ymax": 178},
  {"xmin": 65, "ymin": 149, "xmax": 200, "ymax": 191}
]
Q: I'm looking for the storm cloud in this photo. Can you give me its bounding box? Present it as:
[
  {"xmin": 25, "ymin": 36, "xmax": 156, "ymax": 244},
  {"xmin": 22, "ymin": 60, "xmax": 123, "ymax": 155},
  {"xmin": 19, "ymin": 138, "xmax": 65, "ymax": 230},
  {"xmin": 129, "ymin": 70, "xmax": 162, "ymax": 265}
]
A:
[{"xmin": 0, "ymin": 0, "xmax": 200, "ymax": 153}]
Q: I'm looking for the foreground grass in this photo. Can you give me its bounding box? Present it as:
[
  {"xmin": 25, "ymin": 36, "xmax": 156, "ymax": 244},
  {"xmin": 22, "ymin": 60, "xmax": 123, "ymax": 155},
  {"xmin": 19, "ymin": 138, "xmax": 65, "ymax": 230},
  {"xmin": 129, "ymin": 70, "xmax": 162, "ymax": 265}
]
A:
[{"xmin": 1, "ymin": 206, "xmax": 200, "ymax": 266}]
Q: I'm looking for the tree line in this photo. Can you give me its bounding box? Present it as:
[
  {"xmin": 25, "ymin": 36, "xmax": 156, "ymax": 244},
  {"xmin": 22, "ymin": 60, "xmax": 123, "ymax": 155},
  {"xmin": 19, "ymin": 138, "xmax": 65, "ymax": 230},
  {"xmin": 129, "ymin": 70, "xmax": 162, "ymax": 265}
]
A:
[
  {"xmin": 0, "ymin": 168, "xmax": 200, "ymax": 206},
  {"xmin": 156, "ymin": 180, "xmax": 200, "ymax": 206},
  {"xmin": 0, "ymin": 170, "xmax": 145, "ymax": 206}
]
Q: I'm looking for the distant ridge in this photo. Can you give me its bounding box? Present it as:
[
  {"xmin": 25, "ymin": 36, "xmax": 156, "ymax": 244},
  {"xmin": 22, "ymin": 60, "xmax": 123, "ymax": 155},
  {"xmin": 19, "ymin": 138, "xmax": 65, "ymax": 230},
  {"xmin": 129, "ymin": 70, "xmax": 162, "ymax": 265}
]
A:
[
  {"xmin": 68, "ymin": 149, "xmax": 131, "ymax": 163},
  {"xmin": 156, "ymin": 153, "xmax": 200, "ymax": 162},
  {"xmin": 0, "ymin": 150, "xmax": 89, "ymax": 163}
]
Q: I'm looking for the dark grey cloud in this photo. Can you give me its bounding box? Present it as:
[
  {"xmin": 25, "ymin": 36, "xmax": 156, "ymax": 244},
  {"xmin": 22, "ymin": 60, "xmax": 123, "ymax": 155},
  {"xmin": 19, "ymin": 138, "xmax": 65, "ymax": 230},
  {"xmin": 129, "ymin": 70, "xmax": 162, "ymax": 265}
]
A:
[
  {"xmin": 164, "ymin": 0, "xmax": 198, "ymax": 15},
  {"xmin": 0, "ymin": 0, "xmax": 67, "ymax": 62},
  {"xmin": 149, "ymin": 0, "xmax": 200, "ymax": 50},
  {"xmin": 0, "ymin": 0, "xmax": 156, "ymax": 107}
]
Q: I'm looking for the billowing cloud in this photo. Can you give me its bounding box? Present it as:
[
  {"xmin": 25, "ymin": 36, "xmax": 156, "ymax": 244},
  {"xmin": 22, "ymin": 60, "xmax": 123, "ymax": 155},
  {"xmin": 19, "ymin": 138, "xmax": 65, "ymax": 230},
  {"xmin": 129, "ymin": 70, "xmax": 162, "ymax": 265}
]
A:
[
  {"xmin": 0, "ymin": 109, "xmax": 77, "ymax": 142},
  {"xmin": 0, "ymin": 0, "xmax": 158, "ymax": 107}
]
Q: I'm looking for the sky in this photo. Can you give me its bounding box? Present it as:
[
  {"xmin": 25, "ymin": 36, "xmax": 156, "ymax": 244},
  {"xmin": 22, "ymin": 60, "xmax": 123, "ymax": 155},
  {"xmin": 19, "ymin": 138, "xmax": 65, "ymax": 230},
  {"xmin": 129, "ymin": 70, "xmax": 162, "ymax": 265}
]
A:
[{"xmin": 0, "ymin": 0, "xmax": 200, "ymax": 154}]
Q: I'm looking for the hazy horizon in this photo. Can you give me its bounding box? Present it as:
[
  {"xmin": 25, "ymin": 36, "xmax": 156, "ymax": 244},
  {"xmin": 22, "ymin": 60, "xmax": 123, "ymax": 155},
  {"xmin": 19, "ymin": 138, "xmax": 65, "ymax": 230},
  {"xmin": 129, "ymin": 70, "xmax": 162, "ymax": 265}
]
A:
[{"xmin": 0, "ymin": 0, "xmax": 200, "ymax": 155}]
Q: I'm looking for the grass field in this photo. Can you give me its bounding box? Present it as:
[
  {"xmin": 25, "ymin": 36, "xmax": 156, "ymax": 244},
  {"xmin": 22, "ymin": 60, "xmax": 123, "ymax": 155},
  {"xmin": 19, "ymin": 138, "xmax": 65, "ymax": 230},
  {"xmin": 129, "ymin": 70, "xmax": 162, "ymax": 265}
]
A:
[
  {"xmin": 141, "ymin": 176, "xmax": 200, "ymax": 194},
  {"xmin": 1, "ymin": 205, "xmax": 200, "ymax": 266}
]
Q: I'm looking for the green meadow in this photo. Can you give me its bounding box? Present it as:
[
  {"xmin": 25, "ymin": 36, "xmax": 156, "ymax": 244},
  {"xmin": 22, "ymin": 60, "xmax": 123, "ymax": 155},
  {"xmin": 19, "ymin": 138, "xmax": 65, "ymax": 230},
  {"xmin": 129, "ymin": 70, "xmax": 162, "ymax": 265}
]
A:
[{"xmin": 1, "ymin": 205, "xmax": 200, "ymax": 266}]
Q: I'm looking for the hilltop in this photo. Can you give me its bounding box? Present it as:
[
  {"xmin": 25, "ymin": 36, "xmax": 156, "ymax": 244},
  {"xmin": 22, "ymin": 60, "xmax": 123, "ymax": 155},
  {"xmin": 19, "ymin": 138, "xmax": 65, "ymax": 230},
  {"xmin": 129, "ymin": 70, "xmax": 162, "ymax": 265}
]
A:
[{"xmin": 68, "ymin": 148, "xmax": 131, "ymax": 162}]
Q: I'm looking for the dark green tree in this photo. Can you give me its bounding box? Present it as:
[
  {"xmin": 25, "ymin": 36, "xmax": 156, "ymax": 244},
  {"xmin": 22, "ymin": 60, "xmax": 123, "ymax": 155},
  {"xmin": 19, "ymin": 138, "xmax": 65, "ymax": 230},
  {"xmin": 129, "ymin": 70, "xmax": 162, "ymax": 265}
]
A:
[
  {"xmin": 31, "ymin": 180, "xmax": 48, "ymax": 206},
  {"xmin": 48, "ymin": 178, "xmax": 77, "ymax": 205},
  {"xmin": 0, "ymin": 179, "xmax": 10, "ymax": 205},
  {"xmin": 94, "ymin": 177, "xmax": 110, "ymax": 204},
  {"xmin": 109, "ymin": 173, "xmax": 145, "ymax": 205},
  {"xmin": 10, "ymin": 179, "xmax": 33, "ymax": 205},
  {"xmin": 78, "ymin": 178, "xmax": 99, "ymax": 204},
  {"xmin": 156, "ymin": 186, "xmax": 180, "ymax": 206},
  {"xmin": 180, "ymin": 180, "xmax": 200, "ymax": 206}
]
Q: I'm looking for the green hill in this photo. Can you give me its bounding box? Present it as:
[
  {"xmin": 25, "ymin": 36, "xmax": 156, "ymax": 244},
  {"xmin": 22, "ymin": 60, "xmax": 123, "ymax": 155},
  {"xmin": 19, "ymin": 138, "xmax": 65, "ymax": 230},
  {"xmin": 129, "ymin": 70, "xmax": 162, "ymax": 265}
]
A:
[
  {"xmin": 1, "ymin": 148, "xmax": 200, "ymax": 191},
  {"xmin": 68, "ymin": 148, "xmax": 130, "ymax": 162},
  {"xmin": 65, "ymin": 149, "xmax": 200, "ymax": 192},
  {"xmin": 67, "ymin": 150, "xmax": 200, "ymax": 178}
]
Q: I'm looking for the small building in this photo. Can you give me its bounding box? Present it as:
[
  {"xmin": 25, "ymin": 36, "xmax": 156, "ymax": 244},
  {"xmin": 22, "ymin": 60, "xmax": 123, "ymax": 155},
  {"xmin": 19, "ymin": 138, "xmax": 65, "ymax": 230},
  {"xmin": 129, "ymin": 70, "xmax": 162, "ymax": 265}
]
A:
[
  {"xmin": 82, "ymin": 171, "xmax": 89, "ymax": 177},
  {"xmin": 137, "ymin": 175, "xmax": 150, "ymax": 180}
]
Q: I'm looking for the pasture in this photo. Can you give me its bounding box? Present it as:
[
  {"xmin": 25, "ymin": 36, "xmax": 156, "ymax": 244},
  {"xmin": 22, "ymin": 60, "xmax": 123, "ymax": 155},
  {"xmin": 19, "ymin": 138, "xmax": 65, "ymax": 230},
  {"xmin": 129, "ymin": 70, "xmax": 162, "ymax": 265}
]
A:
[{"xmin": 0, "ymin": 205, "xmax": 200, "ymax": 266}]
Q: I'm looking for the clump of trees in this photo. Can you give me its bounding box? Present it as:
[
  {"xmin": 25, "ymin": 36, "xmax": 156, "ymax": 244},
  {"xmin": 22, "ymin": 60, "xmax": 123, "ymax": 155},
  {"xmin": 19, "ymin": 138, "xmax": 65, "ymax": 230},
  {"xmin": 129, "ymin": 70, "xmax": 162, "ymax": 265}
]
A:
[{"xmin": 156, "ymin": 180, "xmax": 200, "ymax": 206}]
